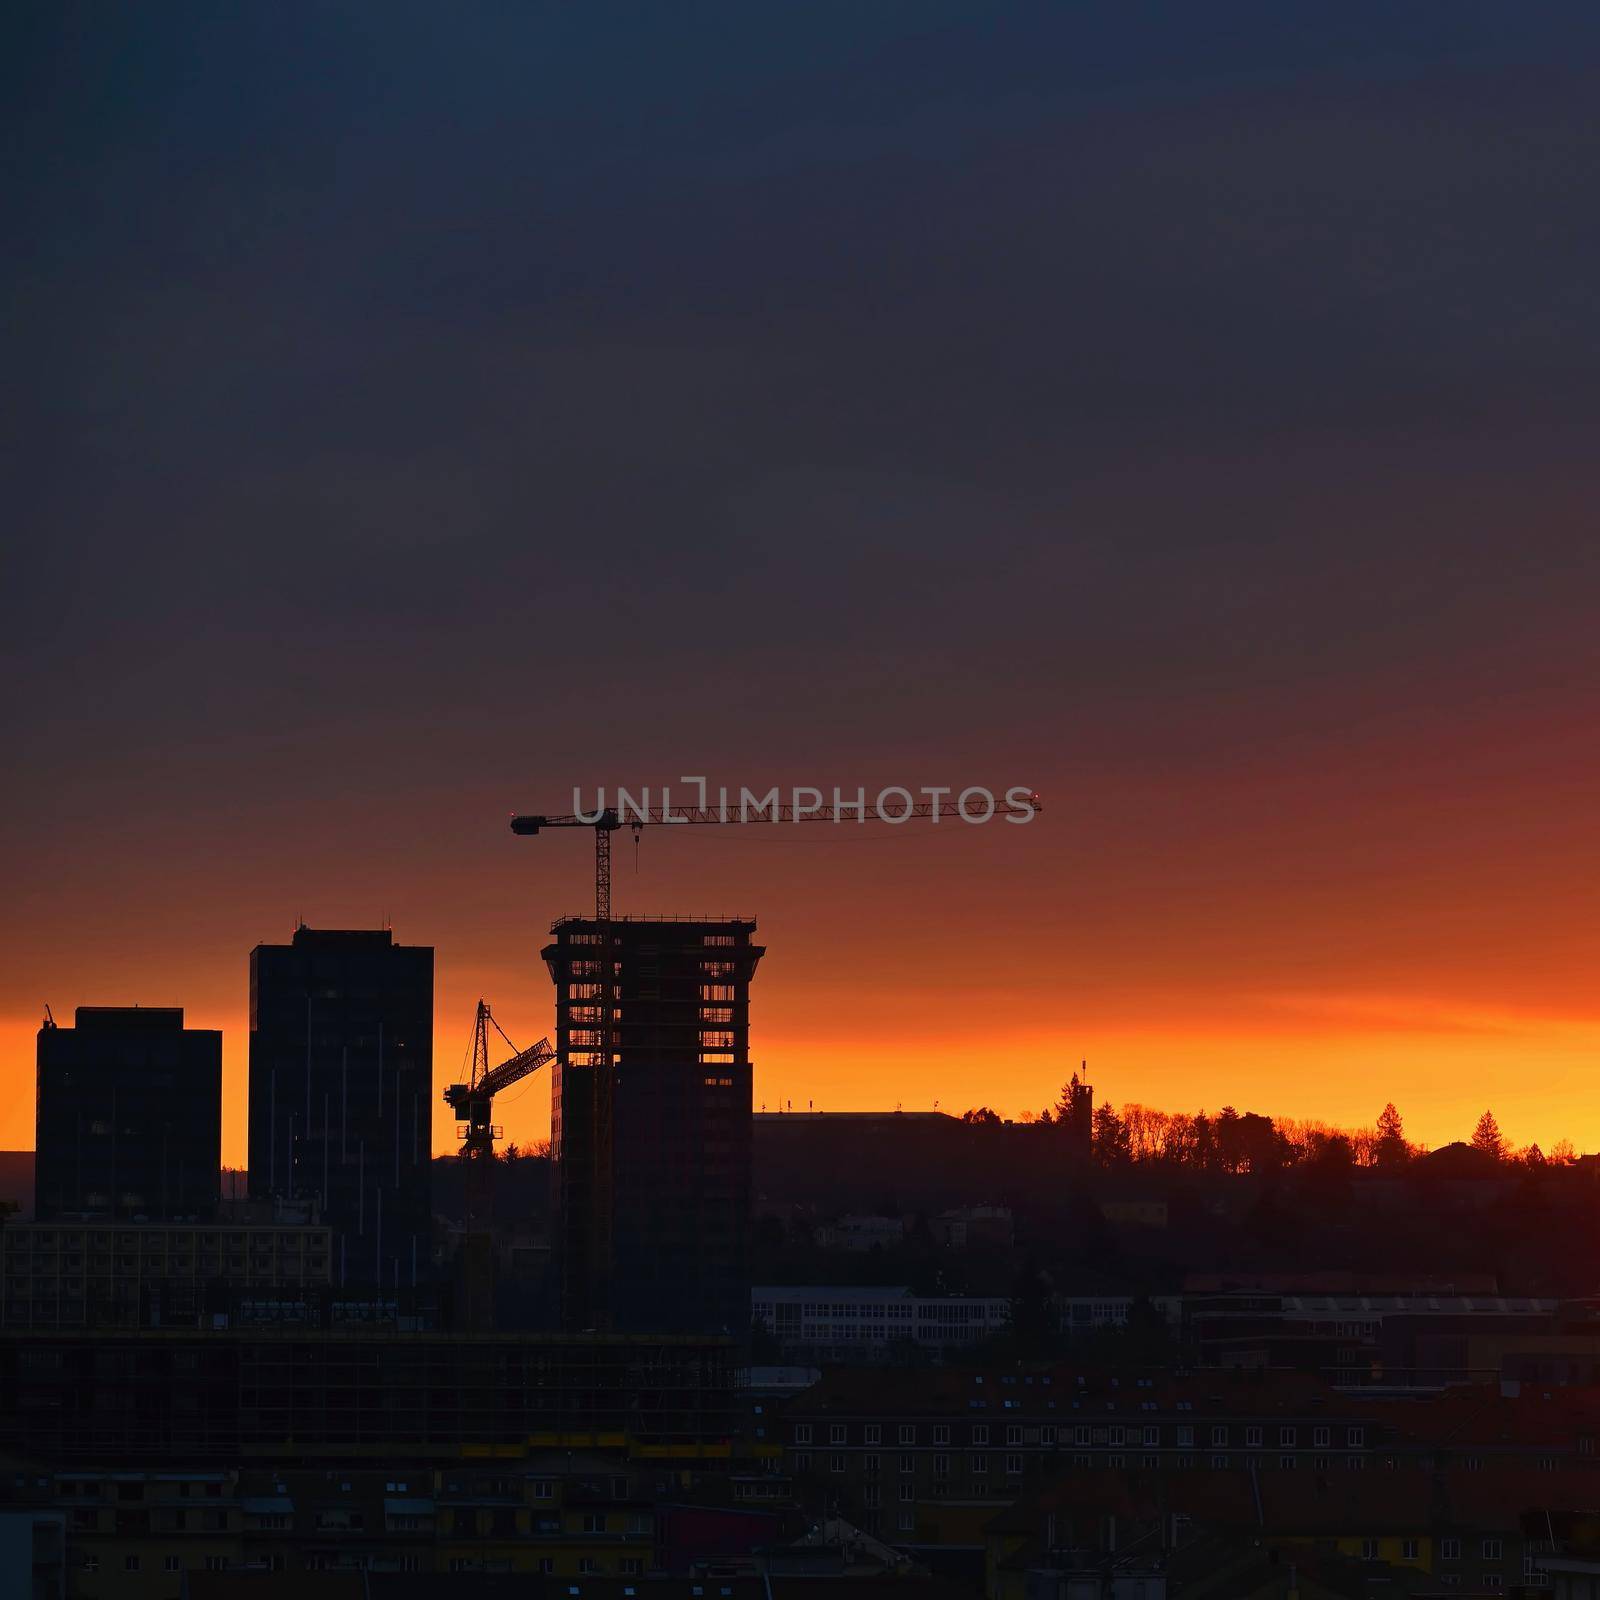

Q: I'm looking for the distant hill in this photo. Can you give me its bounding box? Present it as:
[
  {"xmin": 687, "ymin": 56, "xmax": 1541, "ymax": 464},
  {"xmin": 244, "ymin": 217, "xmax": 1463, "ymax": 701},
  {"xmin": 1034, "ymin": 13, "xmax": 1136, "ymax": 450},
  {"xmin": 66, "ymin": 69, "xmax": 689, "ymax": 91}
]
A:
[{"xmin": 0, "ymin": 1151, "xmax": 34, "ymax": 1217}]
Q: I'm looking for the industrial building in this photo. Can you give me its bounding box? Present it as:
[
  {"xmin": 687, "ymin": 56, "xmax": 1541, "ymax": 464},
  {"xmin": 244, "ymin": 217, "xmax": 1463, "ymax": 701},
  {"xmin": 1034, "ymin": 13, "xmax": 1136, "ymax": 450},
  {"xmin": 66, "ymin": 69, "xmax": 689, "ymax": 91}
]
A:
[
  {"xmin": 543, "ymin": 916, "xmax": 764, "ymax": 1338},
  {"xmin": 247, "ymin": 926, "xmax": 433, "ymax": 1289},
  {"xmin": 34, "ymin": 1007, "xmax": 221, "ymax": 1221}
]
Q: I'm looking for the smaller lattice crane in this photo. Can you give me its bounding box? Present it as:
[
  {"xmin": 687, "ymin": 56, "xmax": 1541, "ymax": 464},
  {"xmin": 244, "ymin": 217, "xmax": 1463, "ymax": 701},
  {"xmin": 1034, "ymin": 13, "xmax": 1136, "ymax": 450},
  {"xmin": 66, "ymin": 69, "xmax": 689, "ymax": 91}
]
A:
[
  {"xmin": 444, "ymin": 1002, "xmax": 554, "ymax": 1331},
  {"xmin": 444, "ymin": 1001, "xmax": 555, "ymax": 1181}
]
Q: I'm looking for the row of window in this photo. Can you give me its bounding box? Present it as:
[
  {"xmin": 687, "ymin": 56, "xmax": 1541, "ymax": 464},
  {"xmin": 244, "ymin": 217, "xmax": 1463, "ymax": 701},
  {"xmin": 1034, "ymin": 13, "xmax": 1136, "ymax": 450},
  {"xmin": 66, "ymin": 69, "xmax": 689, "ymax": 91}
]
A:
[
  {"xmin": 793, "ymin": 1421, "xmax": 1367, "ymax": 1448},
  {"xmin": 794, "ymin": 1448, "xmax": 1565, "ymax": 1477},
  {"xmin": 800, "ymin": 1451, "xmax": 1377, "ymax": 1477}
]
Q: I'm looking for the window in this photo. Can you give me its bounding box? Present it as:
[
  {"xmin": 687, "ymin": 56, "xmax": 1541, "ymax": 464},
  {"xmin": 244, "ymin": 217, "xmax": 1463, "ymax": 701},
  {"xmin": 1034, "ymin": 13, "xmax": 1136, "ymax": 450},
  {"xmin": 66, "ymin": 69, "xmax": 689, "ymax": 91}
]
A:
[
  {"xmin": 1361, "ymin": 1539, "xmax": 1378, "ymax": 1561},
  {"xmin": 1005, "ymin": 1425, "xmax": 1022, "ymax": 1445},
  {"xmin": 1176, "ymin": 1426, "xmax": 1193, "ymax": 1448},
  {"xmin": 829, "ymin": 1424, "xmax": 846, "ymax": 1445},
  {"xmin": 829, "ymin": 1455, "xmax": 845, "ymax": 1474},
  {"xmin": 933, "ymin": 1455, "xmax": 949, "ymax": 1478},
  {"xmin": 1441, "ymin": 1540, "xmax": 1461, "ymax": 1561},
  {"xmin": 898, "ymin": 1483, "xmax": 914, "ymax": 1502},
  {"xmin": 864, "ymin": 1424, "xmax": 881, "ymax": 1444},
  {"xmin": 793, "ymin": 1453, "xmax": 811, "ymax": 1473},
  {"xmin": 1211, "ymin": 1426, "xmax": 1227, "ymax": 1446},
  {"xmin": 972, "ymin": 1425, "xmax": 989, "ymax": 1445},
  {"xmin": 1347, "ymin": 1426, "xmax": 1365, "ymax": 1447},
  {"xmin": 898, "ymin": 1425, "xmax": 916, "ymax": 1445},
  {"xmin": 1005, "ymin": 1454, "xmax": 1023, "ymax": 1475},
  {"xmin": 1279, "ymin": 1426, "xmax": 1296, "ymax": 1447},
  {"xmin": 971, "ymin": 1455, "xmax": 987, "ymax": 1475},
  {"xmin": 1211, "ymin": 1455, "xmax": 1227, "ymax": 1469},
  {"xmin": 1398, "ymin": 1539, "xmax": 1418, "ymax": 1560},
  {"xmin": 1245, "ymin": 1426, "xmax": 1262, "ymax": 1447},
  {"xmin": 164, "ymin": 1556, "xmax": 181, "ymax": 1572},
  {"xmin": 933, "ymin": 1425, "xmax": 950, "ymax": 1445},
  {"xmin": 898, "ymin": 1455, "xmax": 913, "ymax": 1474},
  {"xmin": 1482, "ymin": 1540, "xmax": 1503, "ymax": 1560},
  {"xmin": 1482, "ymin": 1578, "xmax": 1503, "ymax": 1591},
  {"xmin": 898, "ymin": 1511, "xmax": 915, "ymax": 1532},
  {"xmin": 1313, "ymin": 1426, "xmax": 1330, "ymax": 1448},
  {"xmin": 1278, "ymin": 1455, "xmax": 1295, "ymax": 1470},
  {"xmin": 582, "ymin": 1513, "xmax": 605, "ymax": 1534},
  {"xmin": 1142, "ymin": 1426, "xmax": 1159, "ymax": 1446},
  {"xmin": 125, "ymin": 1555, "xmax": 141, "ymax": 1572},
  {"xmin": 794, "ymin": 1425, "xmax": 813, "ymax": 1445},
  {"xmin": 531, "ymin": 1480, "xmax": 554, "ymax": 1499},
  {"xmin": 863, "ymin": 1455, "xmax": 879, "ymax": 1476}
]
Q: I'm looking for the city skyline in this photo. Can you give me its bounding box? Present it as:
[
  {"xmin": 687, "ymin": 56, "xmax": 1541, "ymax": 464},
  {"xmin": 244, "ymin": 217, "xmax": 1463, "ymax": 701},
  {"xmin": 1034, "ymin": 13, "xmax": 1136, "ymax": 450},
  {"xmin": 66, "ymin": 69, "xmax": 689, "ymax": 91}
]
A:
[
  {"xmin": 7, "ymin": 5, "xmax": 1600, "ymax": 1166},
  {"xmin": 7, "ymin": 864, "xmax": 1595, "ymax": 1169}
]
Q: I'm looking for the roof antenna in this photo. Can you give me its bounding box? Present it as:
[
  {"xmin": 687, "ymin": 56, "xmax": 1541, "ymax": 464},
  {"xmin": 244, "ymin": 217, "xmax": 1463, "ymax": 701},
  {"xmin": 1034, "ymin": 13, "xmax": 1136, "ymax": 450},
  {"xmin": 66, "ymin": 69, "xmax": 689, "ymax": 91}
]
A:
[{"xmin": 42, "ymin": 1003, "xmax": 56, "ymax": 1030}]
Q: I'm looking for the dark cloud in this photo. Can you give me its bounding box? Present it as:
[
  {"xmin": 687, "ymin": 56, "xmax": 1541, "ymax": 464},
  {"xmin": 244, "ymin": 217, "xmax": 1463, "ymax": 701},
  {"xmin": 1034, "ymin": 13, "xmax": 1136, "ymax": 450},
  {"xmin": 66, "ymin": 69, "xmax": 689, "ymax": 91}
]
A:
[{"xmin": 4, "ymin": 0, "xmax": 1599, "ymax": 887}]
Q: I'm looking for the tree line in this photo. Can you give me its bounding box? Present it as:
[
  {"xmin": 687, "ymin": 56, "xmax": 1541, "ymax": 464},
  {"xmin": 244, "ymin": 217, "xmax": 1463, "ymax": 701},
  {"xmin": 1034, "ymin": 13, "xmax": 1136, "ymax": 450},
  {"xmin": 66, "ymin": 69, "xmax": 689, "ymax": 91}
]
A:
[{"xmin": 961, "ymin": 1078, "xmax": 1576, "ymax": 1174}]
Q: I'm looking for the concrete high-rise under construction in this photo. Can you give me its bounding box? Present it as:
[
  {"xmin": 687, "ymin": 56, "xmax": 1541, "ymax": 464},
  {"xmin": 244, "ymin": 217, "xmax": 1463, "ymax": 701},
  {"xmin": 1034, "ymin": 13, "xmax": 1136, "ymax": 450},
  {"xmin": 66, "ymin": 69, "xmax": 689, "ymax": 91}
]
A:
[
  {"xmin": 543, "ymin": 916, "xmax": 763, "ymax": 1337},
  {"xmin": 247, "ymin": 926, "xmax": 433, "ymax": 1287}
]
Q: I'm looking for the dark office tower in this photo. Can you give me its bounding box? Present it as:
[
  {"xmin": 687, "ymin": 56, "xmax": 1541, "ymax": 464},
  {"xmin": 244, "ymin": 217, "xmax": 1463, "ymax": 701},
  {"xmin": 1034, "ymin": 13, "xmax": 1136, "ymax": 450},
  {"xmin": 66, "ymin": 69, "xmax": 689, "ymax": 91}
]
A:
[
  {"xmin": 248, "ymin": 926, "xmax": 433, "ymax": 1288},
  {"xmin": 35, "ymin": 1008, "xmax": 221, "ymax": 1220},
  {"xmin": 543, "ymin": 917, "xmax": 763, "ymax": 1337}
]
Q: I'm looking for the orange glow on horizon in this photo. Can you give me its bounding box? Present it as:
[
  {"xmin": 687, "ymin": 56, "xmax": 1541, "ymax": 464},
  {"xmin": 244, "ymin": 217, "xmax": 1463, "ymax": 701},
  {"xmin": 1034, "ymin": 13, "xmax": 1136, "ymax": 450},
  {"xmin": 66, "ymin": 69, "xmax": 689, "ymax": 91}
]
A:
[{"xmin": 3, "ymin": 989, "xmax": 1597, "ymax": 1169}]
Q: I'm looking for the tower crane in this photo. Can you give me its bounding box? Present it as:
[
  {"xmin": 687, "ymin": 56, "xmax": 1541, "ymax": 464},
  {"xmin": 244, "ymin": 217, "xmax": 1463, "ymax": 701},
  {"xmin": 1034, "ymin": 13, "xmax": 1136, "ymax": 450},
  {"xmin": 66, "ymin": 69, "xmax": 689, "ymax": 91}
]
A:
[
  {"xmin": 443, "ymin": 1001, "xmax": 554, "ymax": 1329},
  {"xmin": 444, "ymin": 1000, "xmax": 555, "ymax": 1180},
  {"xmin": 509, "ymin": 793, "xmax": 1040, "ymax": 1330},
  {"xmin": 510, "ymin": 799, "xmax": 1030, "ymax": 922}
]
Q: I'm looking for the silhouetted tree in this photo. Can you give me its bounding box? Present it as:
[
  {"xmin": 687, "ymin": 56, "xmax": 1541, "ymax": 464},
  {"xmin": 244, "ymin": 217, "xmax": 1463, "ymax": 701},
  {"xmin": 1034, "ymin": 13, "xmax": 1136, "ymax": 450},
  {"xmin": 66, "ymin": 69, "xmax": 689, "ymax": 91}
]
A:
[
  {"xmin": 1010, "ymin": 1253, "xmax": 1056, "ymax": 1358},
  {"xmin": 1471, "ymin": 1109, "xmax": 1505, "ymax": 1161},
  {"xmin": 961, "ymin": 1106, "xmax": 1002, "ymax": 1125},
  {"xmin": 1092, "ymin": 1104, "xmax": 1131, "ymax": 1167},
  {"xmin": 1055, "ymin": 1073, "xmax": 1085, "ymax": 1122},
  {"xmin": 1375, "ymin": 1103, "xmax": 1409, "ymax": 1169}
]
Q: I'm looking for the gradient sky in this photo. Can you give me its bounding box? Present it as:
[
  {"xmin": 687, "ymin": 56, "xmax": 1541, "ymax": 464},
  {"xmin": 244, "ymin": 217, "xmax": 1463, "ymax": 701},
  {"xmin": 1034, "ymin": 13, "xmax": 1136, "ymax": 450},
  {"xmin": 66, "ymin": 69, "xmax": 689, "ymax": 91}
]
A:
[{"xmin": 5, "ymin": 3, "xmax": 1600, "ymax": 1166}]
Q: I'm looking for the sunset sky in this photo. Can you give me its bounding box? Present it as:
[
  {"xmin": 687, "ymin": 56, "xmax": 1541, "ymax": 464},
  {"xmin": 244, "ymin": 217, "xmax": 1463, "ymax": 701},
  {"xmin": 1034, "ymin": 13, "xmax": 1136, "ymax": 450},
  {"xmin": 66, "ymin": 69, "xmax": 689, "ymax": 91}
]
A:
[{"xmin": 5, "ymin": 4, "xmax": 1600, "ymax": 1167}]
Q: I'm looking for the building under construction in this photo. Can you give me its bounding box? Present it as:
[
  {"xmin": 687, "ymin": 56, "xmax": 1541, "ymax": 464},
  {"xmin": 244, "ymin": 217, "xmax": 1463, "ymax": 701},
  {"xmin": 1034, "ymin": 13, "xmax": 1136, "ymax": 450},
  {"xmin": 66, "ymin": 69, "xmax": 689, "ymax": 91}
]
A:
[{"xmin": 543, "ymin": 916, "xmax": 764, "ymax": 1339}]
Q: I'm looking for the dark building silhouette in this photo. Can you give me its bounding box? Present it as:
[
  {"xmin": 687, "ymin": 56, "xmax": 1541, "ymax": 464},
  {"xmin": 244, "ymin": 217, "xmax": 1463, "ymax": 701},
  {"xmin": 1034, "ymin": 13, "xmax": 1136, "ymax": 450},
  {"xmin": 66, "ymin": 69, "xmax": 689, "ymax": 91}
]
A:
[
  {"xmin": 247, "ymin": 926, "xmax": 432, "ymax": 1287},
  {"xmin": 543, "ymin": 916, "xmax": 763, "ymax": 1336},
  {"xmin": 34, "ymin": 1007, "xmax": 220, "ymax": 1220}
]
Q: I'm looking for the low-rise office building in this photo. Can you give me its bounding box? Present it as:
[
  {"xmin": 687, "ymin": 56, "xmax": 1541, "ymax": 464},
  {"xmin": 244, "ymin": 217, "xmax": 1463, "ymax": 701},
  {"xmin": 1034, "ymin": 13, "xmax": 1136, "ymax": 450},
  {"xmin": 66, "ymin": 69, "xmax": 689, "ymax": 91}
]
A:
[
  {"xmin": 0, "ymin": 1221, "xmax": 332, "ymax": 1330},
  {"xmin": 751, "ymin": 1287, "xmax": 1010, "ymax": 1364}
]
